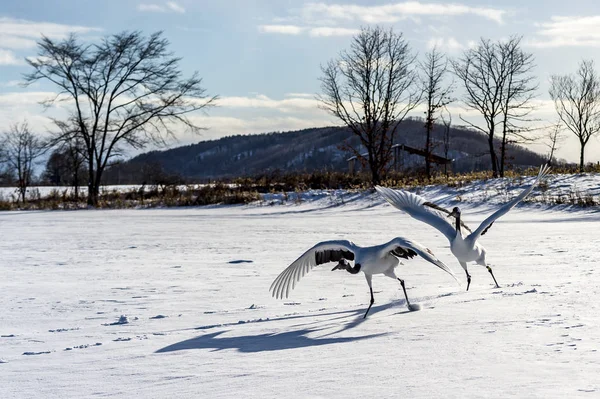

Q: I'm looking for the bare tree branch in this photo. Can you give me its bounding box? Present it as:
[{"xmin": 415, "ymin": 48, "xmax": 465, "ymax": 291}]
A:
[
  {"xmin": 419, "ymin": 46, "xmax": 454, "ymax": 178},
  {"xmin": 0, "ymin": 122, "xmax": 47, "ymax": 203},
  {"xmin": 497, "ymin": 36, "xmax": 538, "ymax": 176},
  {"xmin": 549, "ymin": 59, "xmax": 600, "ymax": 172},
  {"xmin": 452, "ymin": 38, "xmax": 506, "ymax": 177},
  {"xmin": 23, "ymin": 31, "xmax": 217, "ymax": 206},
  {"xmin": 318, "ymin": 26, "xmax": 419, "ymax": 185}
]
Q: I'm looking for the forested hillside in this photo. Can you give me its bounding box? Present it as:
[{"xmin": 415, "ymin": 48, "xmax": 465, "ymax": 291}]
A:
[{"xmin": 104, "ymin": 118, "xmax": 548, "ymax": 183}]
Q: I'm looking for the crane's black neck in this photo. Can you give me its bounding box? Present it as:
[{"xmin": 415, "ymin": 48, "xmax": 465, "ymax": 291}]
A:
[
  {"xmin": 455, "ymin": 212, "xmax": 462, "ymax": 234},
  {"xmin": 346, "ymin": 263, "xmax": 361, "ymax": 274}
]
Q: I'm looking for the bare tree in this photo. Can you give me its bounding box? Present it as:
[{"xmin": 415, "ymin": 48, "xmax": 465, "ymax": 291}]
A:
[
  {"xmin": 419, "ymin": 46, "xmax": 454, "ymax": 178},
  {"xmin": 0, "ymin": 122, "xmax": 46, "ymax": 203},
  {"xmin": 452, "ymin": 39, "xmax": 506, "ymax": 177},
  {"xmin": 545, "ymin": 121, "xmax": 565, "ymax": 165},
  {"xmin": 440, "ymin": 106, "xmax": 452, "ymax": 178},
  {"xmin": 319, "ymin": 26, "xmax": 420, "ymax": 185},
  {"xmin": 549, "ymin": 59, "xmax": 600, "ymax": 172},
  {"xmin": 44, "ymin": 129, "xmax": 87, "ymax": 199},
  {"xmin": 498, "ymin": 36, "xmax": 538, "ymax": 177},
  {"xmin": 50, "ymin": 119, "xmax": 88, "ymax": 199},
  {"xmin": 24, "ymin": 31, "xmax": 217, "ymax": 206}
]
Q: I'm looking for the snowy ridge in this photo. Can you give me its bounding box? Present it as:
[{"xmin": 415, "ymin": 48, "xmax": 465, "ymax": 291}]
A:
[{"xmin": 259, "ymin": 171, "xmax": 600, "ymax": 212}]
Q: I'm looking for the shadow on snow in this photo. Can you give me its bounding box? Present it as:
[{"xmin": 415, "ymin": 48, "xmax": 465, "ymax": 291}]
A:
[
  {"xmin": 155, "ymin": 328, "xmax": 386, "ymax": 354},
  {"xmin": 155, "ymin": 301, "xmax": 410, "ymax": 354}
]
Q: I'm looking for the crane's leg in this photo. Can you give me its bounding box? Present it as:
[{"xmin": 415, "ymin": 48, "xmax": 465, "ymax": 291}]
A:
[
  {"xmin": 397, "ymin": 278, "xmax": 412, "ymax": 309},
  {"xmin": 461, "ymin": 261, "xmax": 471, "ymax": 291},
  {"xmin": 486, "ymin": 265, "xmax": 500, "ymax": 288},
  {"xmin": 363, "ymin": 274, "xmax": 374, "ymax": 319}
]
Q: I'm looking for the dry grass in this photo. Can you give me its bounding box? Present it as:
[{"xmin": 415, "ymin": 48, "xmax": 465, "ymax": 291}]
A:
[
  {"xmin": 0, "ymin": 183, "xmax": 261, "ymax": 211},
  {"xmin": 1, "ymin": 164, "xmax": 599, "ymax": 211}
]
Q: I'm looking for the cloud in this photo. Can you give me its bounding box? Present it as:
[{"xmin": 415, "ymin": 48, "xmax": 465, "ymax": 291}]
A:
[
  {"xmin": 182, "ymin": 115, "xmax": 337, "ymax": 142},
  {"xmin": 174, "ymin": 93, "xmax": 337, "ymax": 142},
  {"xmin": 300, "ymin": 2, "xmax": 506, "ymax": 24},
  {"xmin": 258, "ymin": 25, "xmax": 359, "ymax": 37},
  {"xmin": 138, "ymin": 4, "xmax": 164, "ymax": 12},
  {"xmin": 3, "ymin": 80, "xmax": 25, "ymax": 87},
  {"xmin": 0, "ymin": 34, "xmax": 37, "ymax": 49},
  {"xmin": 529, "ymin": 16, "xmax": 600, "ymax": 48},
  {"xmin": 0, "ymin": 48, "xmax": 21, "ymax": 65},
  {"xmin": 218, "ymin": 94, "xmax": 319, "ymax": 113},
  {"xmin": 0, "ymin": 91, "xmax": 70, "ymax": 107},
  {"xmin": 426, "ymin": 37, "xmax": 467, "ymax": 52},
  {"xmin": 284, "ymin": 92, "xmax": 315, "ymax": 98},
  {"xmin": 166, "ymin": 2, "xmax": 185, "ymax": 13},
  {"xmin": 260, "ymin": 2, "xmax": 505, "ymax": 37},
  {"xmin": 137, "ymin": 2, "xmax": 186, "ymax": 13},
  {"xmin": 309, "ymin": 27, "xmax": 360, "ymax": 37},
  {"xmin": 258, "ymin": 25, "xmax": 303, "ymax": 35},
  {"xmin": 0, "ymin": 17, "xmax": 101, "ymax": 51},
  {"xmin": 0, "ymin": 91, "xmax": 72, "ymax": 138}
]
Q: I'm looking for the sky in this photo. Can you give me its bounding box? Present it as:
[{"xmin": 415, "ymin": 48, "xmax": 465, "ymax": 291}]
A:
[{"xmin": 2, "ymin": 0, "xmax": 600, "ymax": 163}]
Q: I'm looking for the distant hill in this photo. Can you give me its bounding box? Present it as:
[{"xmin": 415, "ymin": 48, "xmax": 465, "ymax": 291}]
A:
[{"xmin": 104, "ymin": 118, "xmax": 548, "ymax": 183}]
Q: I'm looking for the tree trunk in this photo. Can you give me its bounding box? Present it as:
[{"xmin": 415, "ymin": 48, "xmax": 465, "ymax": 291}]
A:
[
  {"xmin": 87, "ymin": 182, "xmax": 95, "ymax": 206},
  {"xmin": 580, "ymin": 142, "xmax": 585, "ymax": 173},
  {"xmin": 72, "ymin": 156, "xmax": 80, "ymax": 201},
  {"xmin": 425, "ymin": 118, "xmax": 432, "ymax": 179},
  {"xmin": 91, "ymin": 165, "xmax": 105, "ymax": 207},
  {"xmin": 488, "ymin": 132, "xmax": 499, "ymax": 178},
  {"xmin": 366, "ymin": 147, "xmax": 382, "ymax": 186},
  {"xmin": 500, "ymin": 131, "xmax": 507, "ymax": 178},
  {"xmin": 73, "ymin": 170, "xmax": 79, "ymax": 201},
  {"xmin": 369, "ymin": 156, "xmax": 381, "ymax": 186},
  {"xmin": 371, "ymin": 167, "xmax": 381, "ymax": 186},
  {"xmin": 19, "ymin": 183, "xmax": 26, "ymax": 203},
  {"xmin": 87, "ymin": 155, "xmax": 96, "ymax": 206}
]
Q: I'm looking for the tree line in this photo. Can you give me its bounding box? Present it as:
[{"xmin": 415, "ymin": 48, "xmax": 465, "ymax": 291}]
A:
[
  {"xmin": 319, "ymin": 26, "xmax": 600, "ymax": 184},
  {"xmin": 0, "ymin": 26, "xmax": 599, "ymax": 205}
]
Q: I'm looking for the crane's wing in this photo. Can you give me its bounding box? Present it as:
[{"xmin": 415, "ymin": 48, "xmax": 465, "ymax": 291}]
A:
[
  {"xmin": 379, "ymin": 237, "xmax": 459, "ymax": 283},
  {"xmin": 270, "ymin": 240, "xmax": 357, "ymax": 299},
  {"xmin": 468, "ymin": 164, "xmax": 551, "ymax": 241},
  {"xmin": 423, "ymin": 201, "xmax": 473, "ymax": 233},
  {"xmin": 375, "ymin": 186, "xmax": 457, "ymax": 242}
]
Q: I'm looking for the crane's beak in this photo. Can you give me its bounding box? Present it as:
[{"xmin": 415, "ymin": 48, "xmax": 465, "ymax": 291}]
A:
[
  {"xmin": 331, "ymin": 260, "xmax": 348, "ymax": 271},
  {"xmin": 447, "ymin": 209, "xmax": 459, "ymax": 218}
]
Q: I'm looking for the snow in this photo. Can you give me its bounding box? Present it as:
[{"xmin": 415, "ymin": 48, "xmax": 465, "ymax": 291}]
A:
[{"xmin": 1, "ymin": 177, "xmax": 600, "ymax": 398}]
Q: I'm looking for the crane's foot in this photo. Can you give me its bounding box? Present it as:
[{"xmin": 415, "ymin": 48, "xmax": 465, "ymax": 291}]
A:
[
  {"xmin": 466, "ymin": 274, "xmax": 472, "ymax": 291},
  {"xmin": 398, "ymin": 278, "xmax": 420, "ymax": 311},
  {"xmin": 407, "ymin": 303, "xmax": 422, "ymax": 311}
]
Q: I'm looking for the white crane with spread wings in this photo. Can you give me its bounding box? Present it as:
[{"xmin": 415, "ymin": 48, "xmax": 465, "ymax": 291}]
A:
[
  {"xmin": 270, "ymin": 237, "xmax": 458, "ymax": 318},
  {"xmin": 376, "ymin": 164, "xmax": 550, "ymax": 290}
]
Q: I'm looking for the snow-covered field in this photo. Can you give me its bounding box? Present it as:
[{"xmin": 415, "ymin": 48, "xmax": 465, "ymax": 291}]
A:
[{"xmin": 1, "ymin": 183, "xmax": 599, "ymax": 398}]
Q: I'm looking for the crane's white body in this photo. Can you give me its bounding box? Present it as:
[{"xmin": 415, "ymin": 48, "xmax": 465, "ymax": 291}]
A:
[
  {"xmin": 376, "ymin": 164, "xmax": 550, "ymax": 289},
  {"xmin": 355, "ymin": 242, "xmax": 402, "ymax": 275},
  {"xmin": 270, "ymin": 237, "xmax": 457, "ymax": 316},
  {"xmin": 450, "ymin": 232, "xmax": 486, "ymax": 264}
]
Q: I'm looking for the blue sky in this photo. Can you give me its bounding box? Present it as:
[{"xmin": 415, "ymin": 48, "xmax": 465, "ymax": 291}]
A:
[{"xmin": 2, "ymin": 0, "xmax": 600, "ymax": 162}]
